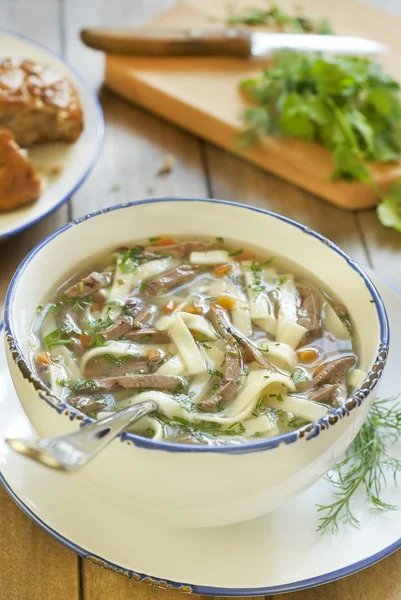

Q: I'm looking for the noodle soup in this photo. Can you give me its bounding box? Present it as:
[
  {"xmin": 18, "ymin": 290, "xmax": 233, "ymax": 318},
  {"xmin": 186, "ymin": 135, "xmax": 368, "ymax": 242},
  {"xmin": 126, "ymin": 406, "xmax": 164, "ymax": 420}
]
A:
[{"xmin": 30, "ymin": 237, "xmax": 362, "ymax": 446}]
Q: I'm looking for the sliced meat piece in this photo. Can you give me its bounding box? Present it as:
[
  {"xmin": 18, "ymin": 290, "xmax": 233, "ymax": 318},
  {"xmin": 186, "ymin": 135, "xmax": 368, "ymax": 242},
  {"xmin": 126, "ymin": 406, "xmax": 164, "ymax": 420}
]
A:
[
  {"xmin": 84, "ymin": 357, "xmax": 154, "ymax": 379},
  {"xmin": 297, "ymin": 283, "xmax": 321, "ymax": 334},
  {"xmin": 331, "ymin": 381, "xmax": 348, "ymax": 408},
  {"xmin": 124, "ymin": 328, "xmax": 170, "ymax": 344},
  {"xmin": 102, "ymin": 300, "xmax": 155, "ymax": 340},
  {"xmin": 72, "ymin": 396, "xmax": 106, "ymax": 415},
  {"xmin": 143, "ymin": 264, "xmax": 199, "ymax": 297},
  {"xmin": 312, "ymin": 355, "xmax": 356, "ymax": 387},
  {"xmin": 90, "ymin": 374, "xmax": 186, "ymax": 392},
  {"xmin": 198, "ymin": 344, "xmax": 243, "ymax": 413},
  {"xmin": 102, "ymin": 314, "xmax": 134, "ymax": 341},
  {"xmin": 175, "ymin": 431, "xmax": 204, "ymax": 445},
  {"xmin": 206, "ymin": 306, "xmax": 277, "ymax": 372},
  {"xmin": 0, "ymin": 128, "xmax": 41, "ymax": 210},
  {"xmin": 309, "ymin": 384, "xmax": 338, "ymax": 404},
  {"xmin": 92, "ymin": 289, "xmax": 108, "ymax": 304},
  {"xmin": 145, "ymin": 241, "xmax": 216, "ymax": 258},
  {"xmin": 64, "ymin": 271, "xmax": 112, "ymax": 298},
  {"xmin": 133, "ymin": 304, "xmax": 156, "ymax": 328}
]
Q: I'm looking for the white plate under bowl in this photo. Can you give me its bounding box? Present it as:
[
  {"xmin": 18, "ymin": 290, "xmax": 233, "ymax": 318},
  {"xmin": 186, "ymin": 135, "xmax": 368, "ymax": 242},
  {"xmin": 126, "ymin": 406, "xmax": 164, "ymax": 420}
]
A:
[
  {"xmin": 1, "ymin": 271, "xmax": 401, "ymax": 596},
  {"xmin": 0, "ymin": 30, "xmax": 104, "ymax": 239}
]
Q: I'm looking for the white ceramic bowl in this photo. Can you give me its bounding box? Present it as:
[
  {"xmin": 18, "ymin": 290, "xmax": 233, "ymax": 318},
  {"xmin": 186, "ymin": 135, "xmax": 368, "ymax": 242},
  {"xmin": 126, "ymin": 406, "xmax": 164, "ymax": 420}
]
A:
[{"xmin": 4, "ymin": 199, "xmax": 389, "ymax": 528}]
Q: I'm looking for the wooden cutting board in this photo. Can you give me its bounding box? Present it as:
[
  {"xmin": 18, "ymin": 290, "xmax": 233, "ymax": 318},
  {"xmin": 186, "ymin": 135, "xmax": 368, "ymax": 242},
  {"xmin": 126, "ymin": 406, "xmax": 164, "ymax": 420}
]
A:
[{"xmin": 105, "ymin": 0, "xmax": 401, "ymax": 210}]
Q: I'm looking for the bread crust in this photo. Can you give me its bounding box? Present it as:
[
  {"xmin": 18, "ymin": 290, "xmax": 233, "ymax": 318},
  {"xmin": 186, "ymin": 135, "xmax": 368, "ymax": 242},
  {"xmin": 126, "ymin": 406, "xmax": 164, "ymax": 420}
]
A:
[
  {"xmin": 0, "ymin": 58, "xmax": 83, "ymax": 146},
  {"xmin": 0, "ymin": 128, "xmax": 41, "ymax": 210}
]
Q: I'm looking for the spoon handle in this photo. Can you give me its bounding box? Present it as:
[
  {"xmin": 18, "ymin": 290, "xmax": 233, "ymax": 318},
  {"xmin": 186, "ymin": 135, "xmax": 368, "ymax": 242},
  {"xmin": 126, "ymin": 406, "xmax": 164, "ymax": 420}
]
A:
[{"xmin": 6, "ymin": 400, "xmax": 157, "ymax": 472}]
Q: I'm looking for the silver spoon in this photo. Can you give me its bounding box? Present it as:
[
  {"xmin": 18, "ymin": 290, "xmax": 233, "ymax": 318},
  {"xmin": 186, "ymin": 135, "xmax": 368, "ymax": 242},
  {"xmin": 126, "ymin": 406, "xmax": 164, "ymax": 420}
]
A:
[{"xmin": 5, "ymin": 400, "xmax": 157, "ymax": 472}]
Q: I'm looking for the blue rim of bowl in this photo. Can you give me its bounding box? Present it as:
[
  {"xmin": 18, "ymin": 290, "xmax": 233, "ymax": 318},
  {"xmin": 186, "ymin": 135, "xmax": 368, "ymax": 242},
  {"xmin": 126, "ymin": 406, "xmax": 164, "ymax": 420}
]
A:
[
  {"xmin": 0, "ymin": 29, "xmax": 104, "ymax": 239},
  {"xmin": 4, "ymin": 197, "xmax": 390, "ymax": 455},
  {"xmin": 0, "ymin": 280, "xmax": 400, "ymax": 597}
]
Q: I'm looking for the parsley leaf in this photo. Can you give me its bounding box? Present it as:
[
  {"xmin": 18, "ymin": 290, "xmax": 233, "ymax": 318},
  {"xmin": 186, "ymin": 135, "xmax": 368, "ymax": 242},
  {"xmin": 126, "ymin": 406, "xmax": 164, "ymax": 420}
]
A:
[
  {"xmin": 377, "ymin": 181, "xmax": 401, "ymax": 233},
  {"xmin": 240, "ymin": 51, "xmax": 401, "ymax": 233}
]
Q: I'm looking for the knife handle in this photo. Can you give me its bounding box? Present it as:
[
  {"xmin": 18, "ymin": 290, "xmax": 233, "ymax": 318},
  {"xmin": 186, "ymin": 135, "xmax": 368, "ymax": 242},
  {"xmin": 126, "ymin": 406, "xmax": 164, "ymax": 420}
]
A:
[{"xmin": 80, "ymin": 28, "xmax": 251, "ymax": 57}]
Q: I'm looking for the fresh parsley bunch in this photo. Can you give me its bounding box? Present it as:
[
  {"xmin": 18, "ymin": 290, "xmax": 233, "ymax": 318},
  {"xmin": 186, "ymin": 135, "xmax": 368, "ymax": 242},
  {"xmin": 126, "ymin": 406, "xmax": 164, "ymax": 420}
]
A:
[{"xmin": 240, "ymin": 52, "xmax": 401, "ymax": 232}]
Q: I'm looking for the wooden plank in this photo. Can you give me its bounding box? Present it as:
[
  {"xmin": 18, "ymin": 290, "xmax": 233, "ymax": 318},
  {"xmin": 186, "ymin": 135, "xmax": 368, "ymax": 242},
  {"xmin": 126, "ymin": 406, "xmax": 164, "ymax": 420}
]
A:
[
  {"xmin": 64, "ymin": 1, "xmax": 208, "ymax": 219},
  {"xmin": 0, "ymin": 2, "xmax": 78, "ymax": 599},
  {"xmin": 355, "ymin": 0, "xmax": 401, "ymax": 289},
  {"xmin": 0, "ymin": 489, "xmax": 79, "ymax": 600},
  {"xmin": 81, "ymin": 567, "xmax": 191, "ymax": 600},
  {"xmin": 103, "ymin": 0, "xmax": 401, "ymax": 210},
  {"xmin": 62, "ymin": 1, "xmax": 209, "ymax": 598},
  {"xmin": 271, "ymin": 547, "xmax": 401, "ymax": 600},
  {"xmin": 205, "ymin": 144, "xmax": 369, "ymax": 266}
]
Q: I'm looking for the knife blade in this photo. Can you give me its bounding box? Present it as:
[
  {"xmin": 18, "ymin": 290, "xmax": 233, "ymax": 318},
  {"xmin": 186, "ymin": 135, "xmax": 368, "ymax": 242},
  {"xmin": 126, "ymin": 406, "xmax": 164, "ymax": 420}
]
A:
[{"xmin": 81, "ymin": 27, "xmax": 388, "ymax": 58}]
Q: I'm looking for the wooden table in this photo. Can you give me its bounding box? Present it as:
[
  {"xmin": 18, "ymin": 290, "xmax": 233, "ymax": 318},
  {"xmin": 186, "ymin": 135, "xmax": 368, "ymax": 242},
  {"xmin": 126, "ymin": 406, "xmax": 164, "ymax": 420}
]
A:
[{"xmin": 1, "ymin": 0, "xmax": 401, "ymax": 598}]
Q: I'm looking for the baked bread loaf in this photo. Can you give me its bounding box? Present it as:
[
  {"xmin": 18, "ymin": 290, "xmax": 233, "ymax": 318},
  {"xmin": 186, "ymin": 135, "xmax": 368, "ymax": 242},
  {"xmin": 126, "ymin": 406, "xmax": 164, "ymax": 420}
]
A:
[
  {"xmin": 0, "ymin": 128, "xmax": 41, "ymax": 210},
  {"xmin": 0, "ymin": 58, "xmax": 83, "ymax": 147}
]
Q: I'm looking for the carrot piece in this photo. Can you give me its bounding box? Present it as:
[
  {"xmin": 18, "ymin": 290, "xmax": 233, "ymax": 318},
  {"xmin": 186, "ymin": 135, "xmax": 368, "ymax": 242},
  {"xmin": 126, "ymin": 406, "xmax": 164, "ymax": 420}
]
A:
[
  {"xmin": 213, "ymin": 264, "xmax": 232, "ymax": 277},
  {"xmin": 156, "ymin": 237, "xmax": 174, "ymax": 246},
  {"xmin": 216, "ymin": 295, "xmax": 236, "ymax": 310},
  {"xmin": 37, "ymin": 352, "xmax": 51, "ymax": 365},
  {"xmin": 80, "ymin": 333, "xmax": 91, "ymax": 349},
  {"xmin": 148, "ymin": 348, "xmax": 163, "ymax": 362},
  {"xmin": 234, "ymin": 250, "xmax": 254, "ymax": 262},
  {"xmin": 162, "ymin": 300, "xmax": 176, "ymax": 314},
  {"xmin": 183, "ymin": 306, "xmax": 203, "ymax": 315},
  {"xmin": 297, "ymin": 348, "xmax": 319, "ymax": 363}
]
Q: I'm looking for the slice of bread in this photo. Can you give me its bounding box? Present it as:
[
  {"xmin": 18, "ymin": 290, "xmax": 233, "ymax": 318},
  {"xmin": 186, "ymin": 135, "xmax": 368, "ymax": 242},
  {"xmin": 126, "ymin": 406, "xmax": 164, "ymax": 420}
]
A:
[
  {"xmin": 0, "ymin": 58, "xmax": 83, "ymax": 147},
  {"xmin": 0, "ymin": 128, "xmax": 41, "ymax": 210}
]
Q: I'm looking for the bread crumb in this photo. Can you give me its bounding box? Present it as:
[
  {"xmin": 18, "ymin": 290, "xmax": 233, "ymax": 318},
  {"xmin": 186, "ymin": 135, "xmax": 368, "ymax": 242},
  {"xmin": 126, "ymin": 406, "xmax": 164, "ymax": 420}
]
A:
[
  {"xmin": 49, "ymin": 165, "xmax": 63, "ymax": 177},
  {"xmin": 157, "ymin": 154, "xmax": 175, "ymax": 176}
]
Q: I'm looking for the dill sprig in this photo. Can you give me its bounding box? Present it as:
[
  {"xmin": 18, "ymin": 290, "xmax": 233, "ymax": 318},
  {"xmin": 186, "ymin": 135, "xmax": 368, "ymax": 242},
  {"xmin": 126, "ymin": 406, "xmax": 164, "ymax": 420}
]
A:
[{"xmin": 317, "ymin": 397, "xmax": 401, "ymax": 534}]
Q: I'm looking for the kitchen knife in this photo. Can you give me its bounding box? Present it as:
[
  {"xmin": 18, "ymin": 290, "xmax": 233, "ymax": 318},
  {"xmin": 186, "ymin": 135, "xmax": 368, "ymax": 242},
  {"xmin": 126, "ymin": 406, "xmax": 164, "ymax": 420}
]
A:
[{"xmin": 81, "ymin": 27, "xmax": 388, "ymax": 57}]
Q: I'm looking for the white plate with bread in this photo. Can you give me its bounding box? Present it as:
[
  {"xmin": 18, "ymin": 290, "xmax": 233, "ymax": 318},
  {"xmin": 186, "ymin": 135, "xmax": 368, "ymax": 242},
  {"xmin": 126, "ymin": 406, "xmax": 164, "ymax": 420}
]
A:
[{"xmin": 0, "ymin": 30, "xmax": 104, "ymax": 238}]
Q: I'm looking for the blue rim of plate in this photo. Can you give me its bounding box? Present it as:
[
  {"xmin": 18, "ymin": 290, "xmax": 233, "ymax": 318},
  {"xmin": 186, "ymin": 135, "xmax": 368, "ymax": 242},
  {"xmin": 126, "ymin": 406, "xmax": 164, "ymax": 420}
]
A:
[
  {"xmin": 0, "ymin": 274, "xmax": 401, "ymax": 596},
  {"xmin": 0, "ymin": 29, "xmax": 104, "ymax": 239},
  {"xmin": 4, "ymin": 197, "xmax": 390, "ymax": 455}
]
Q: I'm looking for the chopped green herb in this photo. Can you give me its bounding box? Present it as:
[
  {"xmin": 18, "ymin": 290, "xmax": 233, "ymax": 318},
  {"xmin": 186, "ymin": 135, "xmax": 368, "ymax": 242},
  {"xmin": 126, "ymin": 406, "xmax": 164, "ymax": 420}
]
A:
[
  {"xmin": 209, "ymin": 369, "xmax": 224, "ymax": 378},
  {"xmin": 103, "ymin": 354, "xmax": 133, "ymax": 367},
  {"xmin": 139, "ymin": 281, "xmax": 148, "ymax": 292},
  {"xmin": 216, "ymin": 236, "xmax": 224, "ymax": 243},
  {"xmin": 37, "ymin": 304, "xmax": 43, "ymax": 312},
  {"xmin": 89, "ymin": 333, "xmax": 107, "ymax": 348},
  {"xmin": 228, "ymin": 249, "xmax": 243, "ymax": 257},
  {"xmin": 228, "ymin": 350, "xmax": 239, "ymax": 357},
  {"xmin": 117, "ymin": 279, "xmax": 124, "ymax": 285},
  {"xmin": 43, "ymin": 329, "xmax": 75, "ymax": 348},
  {"xmin": 227, "ymin": 1, "xmax": 333, "ymax": 34},
  {"xmin": 370, "ymin": 299, "xmax": 375, "ymax": 303},
  {"xmin": 262, "ymin": 257, "xmax": 275, "ymax": 266},
  {"xmin": 278, "ymin": 275, "xmax": 287, "ymax": 285},
  {"xmin": 288, "ymin": 416, "xmax": 311, "ymax": 429},
  {"xmin": 78, "ymin": 281, "xmax": 84, "ymax": 292},
  {"xmin": 56, "ymin": 378, "xmax": 70, "ymax": 388},
  {"xmin": 149, "ymin": 237, "xmax": 161, "ymax": 243},
  {"xmin": 72, "ymin": 379, "xmax": 100, "ymax": 394},
  {"xmin": 228, "ymin": 422, "xmax": 246, "ymax": 434},
  {"xmin": 291, "ymin": 367, "xmax": 310, "ymax": 385},
  {"xmin": 276, "ymin": 393, "xmax": 284, "ymax": 403}
]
